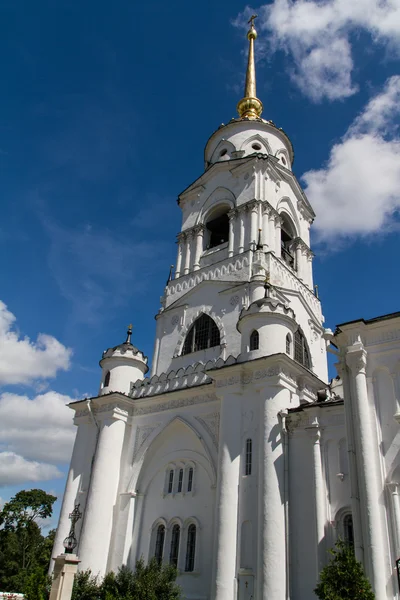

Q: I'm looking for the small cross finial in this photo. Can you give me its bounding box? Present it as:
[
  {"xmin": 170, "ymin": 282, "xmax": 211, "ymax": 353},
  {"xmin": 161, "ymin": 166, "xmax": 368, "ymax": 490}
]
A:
[
  {"xmin": 126, "ymin": 324, "xmax": 133, "ymax": 344},
  {"xmin": 248, "ymin": 14, "xmax": 257, "ymax": 28}
]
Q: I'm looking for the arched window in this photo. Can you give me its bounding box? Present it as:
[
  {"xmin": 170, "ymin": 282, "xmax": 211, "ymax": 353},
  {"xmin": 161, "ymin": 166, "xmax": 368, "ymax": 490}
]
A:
[
  {"xmin": 205, "ymin": 206, "xmax": 230, "ymax": 249},
  {"xmin": 343, "ymin": 514, "xmax": 354, "ymax": 548},
  {"xmin": 182, "ymin": 314, "xmax": 220, "ymax": 355},
  {"xmin": 177, "ymin": 468, "xmax": 183, "ymax": 493},
  {"xmin": 104, "ymin": 371, "xmax": 110, "ymax": 387},
  {"xmin": 154, "ymin": 524, "xmax": 165, "ymax": 564},
  {"xmin": 168, "ymin": 469, "xmax": 174, "ymax": 494},
  {"xmin": 286, "ymin": 333, "xmax": 291, "ymax": 355},
  {"xmin": 249, "ymin": 330, "xmax": 259, "ymax": 351},
  {"xmin": 294, "ymin": 329, "xmax": 311, "ymax": 369},
  {"xmin": 169, "ymin": 524, "xmax": 180, "ymax": 566},
  {"xmin": 245, "ymin": 438, "xmax": 252, "ymax": 476},
  {"xmin": 280, "ymin": 213, "xmax": 296, "ymax": 270},
  {"xmin": 185, "ymin": 524, "xmax": 196, "ymax": 572},
  {"xmin": 187, "ymin": 467, "xmax": 194, "ymax": 492}
]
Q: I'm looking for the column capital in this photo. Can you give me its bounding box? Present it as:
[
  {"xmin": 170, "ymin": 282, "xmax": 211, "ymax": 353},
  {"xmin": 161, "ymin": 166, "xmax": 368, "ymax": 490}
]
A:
[
  {"xmin": 274, "ymin": 214, "xmax": 283, "ymax": 226},
  {"xmin": 346, "ymin": 341, "xmax": 367, "ymax": 374},
  {"xmin": 177, "ymin": 231, "xmax": 186, "ymax": 243},
  {"xmin": 228, "ymin": 208, "xmax": 238, "ymax": 220},
  {"xmin": 387, "ymin": 482, "xmax": 400, "ymax": 495},
  {"xmin": 261, "ymin": 201, "xmax": 273, "ymax": 216},
  {"xmin": 193, "ymin": 224, "xmax": 205, "ymax": 235},
  {"xmin": 96, "ymin": 403, "xmax": 130, "ymax": 424},
  {"xmin": 305, "ymin": 416, "xmax": 322, "ymax": 443}
]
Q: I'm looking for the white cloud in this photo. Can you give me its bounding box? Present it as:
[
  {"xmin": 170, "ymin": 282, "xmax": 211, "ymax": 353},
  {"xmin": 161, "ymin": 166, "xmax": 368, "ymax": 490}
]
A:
[
  {"xmin": 0, "ymin": 452, "xmax": 63, "ymax": 487},
  {"xmin": 237, "ymin": 0, "xmax": 400, "ymax": 101},
  {"xmin": 302, "ymin": 76, "xmax": 400, "ymax": 238},
  {"xmin": 0, "ymin": 391, "xmax": 75, "ymax": 465},
  {"xmin": 0, "ymin": 302, "xmax": 72, "ymax": 386}
]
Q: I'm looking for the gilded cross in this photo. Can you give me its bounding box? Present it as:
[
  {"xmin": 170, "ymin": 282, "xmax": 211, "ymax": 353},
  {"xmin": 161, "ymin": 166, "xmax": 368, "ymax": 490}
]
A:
[{"xmin": 248, "ymin": 14, "xmax": 257, "ymax": 28}]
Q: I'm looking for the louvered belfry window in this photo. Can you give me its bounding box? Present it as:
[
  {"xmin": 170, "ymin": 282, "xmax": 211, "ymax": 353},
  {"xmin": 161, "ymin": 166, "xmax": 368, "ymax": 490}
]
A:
[{"xmin": 182, "ymin": 314, "xmax": 220, "ymax": 355}]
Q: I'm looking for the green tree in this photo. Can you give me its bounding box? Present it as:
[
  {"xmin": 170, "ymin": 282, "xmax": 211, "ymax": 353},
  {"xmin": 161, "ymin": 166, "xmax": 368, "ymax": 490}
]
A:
[
  {"xmin": 71, "ymin": 570, "xmax": 100, "ymax": 600},
  {"xmin": 315, "ymin": 540, "xmax": 375, "ymax": 600},
  {"xmin": 0, "ymin": 489, "xmax": 57, "ymax": 595}
]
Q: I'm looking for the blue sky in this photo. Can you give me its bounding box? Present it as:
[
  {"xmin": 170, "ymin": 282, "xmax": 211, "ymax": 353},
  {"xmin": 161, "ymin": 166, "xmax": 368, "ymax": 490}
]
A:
[{"xmin": 0, "ymin": 0, "xmax": 399, "ymax": 526}]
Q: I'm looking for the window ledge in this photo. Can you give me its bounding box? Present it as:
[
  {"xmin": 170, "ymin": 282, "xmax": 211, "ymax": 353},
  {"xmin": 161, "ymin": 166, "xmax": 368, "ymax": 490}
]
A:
[{"xmin": 202, "ymin": 242, "xmax": 228, "ymax": 256}]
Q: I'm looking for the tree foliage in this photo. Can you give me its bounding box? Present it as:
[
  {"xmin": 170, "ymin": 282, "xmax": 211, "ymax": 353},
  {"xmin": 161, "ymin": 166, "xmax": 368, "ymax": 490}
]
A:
[
  {"xmin": 72, "ymin": 560, "xmax": 181, "ymax": 600},
  {"xmin": 315, "ymin": 540, "xmax": 375, "ymax": 600},
  {"xmin": 0, "ymin": 490, "xmax": 56, "ymax": 595}
]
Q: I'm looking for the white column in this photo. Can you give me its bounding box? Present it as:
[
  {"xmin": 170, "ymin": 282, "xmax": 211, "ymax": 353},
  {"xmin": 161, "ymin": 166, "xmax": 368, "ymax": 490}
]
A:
[
  {"xmin": 51, "ymin": 422, "xmax": 93, "ymax": 564},
  {"xmin": 307, "ymin": 249, "xmax": 314, "ymax": 289},
  {"xmin": 249, "ymin": 202, "xmax": 258, "ymax": 251},
  {"xmin": 213, "ymin": 391, "xmax": 241, "ymax": 600},
  {"xmin": 78, "ymin": 410, "xmax": 127, "ymax": 576},
  {"xmin": 262, "ymin": 205, "xmax": 270, "ymax": 250},
  {"xmin": 295, "ymin": 241, "xmax": 302, "ymax": 279},
  {"xmin": 269, "ymin": 213, "xmax": 276, "ymax": 254},
  {"xmin": 275, "ymin": 216, "xmax": 282, "ymax": 257},
  {"xmin": 238, "ymin": 209, "xmax": 245, "ymax": 254},
  {"xmin": 346, "ymin": 344, "xmax": 387, "ymax": 600},
  {"xmin": 391, "ymin": 371, "xmax": 400, "ymax": 420},
  {"xmin": 228, "ymin": 211, "xmax": 236, "ymax": 258},
  {"xmin": 183, "ymin": 233, "xmax": 191, "ymax": 275},
  {"xmin": 306, "ymin": 417, "xmax": 326, "ymax": 576},
  {"xmin": 175, "ymin": 234, "xmax": 184, "ymax": 278},
  {"xmin": 258, "ymin": 385, "xmax": 288, "ymax": 600},
  {"xmin": 193, "ymin": 225, "xmax": 204, "ymax": 271},
  {"xmin": 387, "ymin": 483, "xmax": 400, "ymax": 557}
]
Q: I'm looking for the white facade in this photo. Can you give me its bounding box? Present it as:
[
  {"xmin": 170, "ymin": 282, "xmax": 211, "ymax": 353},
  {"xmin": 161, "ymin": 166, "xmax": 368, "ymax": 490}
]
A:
[{"xmin": 52, "ymin": 24, "xmax": 400, "ymax": 600}]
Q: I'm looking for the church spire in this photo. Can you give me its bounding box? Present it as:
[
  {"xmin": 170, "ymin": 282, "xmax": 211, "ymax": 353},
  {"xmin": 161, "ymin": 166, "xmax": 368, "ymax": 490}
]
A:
[{"xmin": 237, "ymin": 15, "xmax": 263, "ymax": 120}]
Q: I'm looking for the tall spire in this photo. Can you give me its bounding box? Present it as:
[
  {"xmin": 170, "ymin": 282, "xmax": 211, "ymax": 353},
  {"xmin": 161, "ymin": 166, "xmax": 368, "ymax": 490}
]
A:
[{"xmin": 237, "ymin": 15, "xmax": 263, "ymax": 120}]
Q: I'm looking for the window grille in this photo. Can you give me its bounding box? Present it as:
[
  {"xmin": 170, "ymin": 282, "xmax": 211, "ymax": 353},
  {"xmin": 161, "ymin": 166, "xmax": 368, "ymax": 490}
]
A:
[
  {"xmin": 169, "ymin": 524, "xmax": 180, "ymax": 566},
  {"xmin": 177, "ymin": 468, "xmax": 183, "ymax": 493},
  {"xmin": 286, "ymin": 334, "xmax": 291, "ymax": 355},
  {"xmin": 154, "ymin": 525, "xmax": 165, "ymax": 564},
  {"xmin": 182, "ymin": 314, "xmax": 220, "ymax": 355},
  {"xmin": 104, "ymin": 371, "xmax": 110, "ymax": 387},
  {"xmin": 168, "ymin": 469, "xmax": 174, "ymax": 494},
  {"xmin": 187, "ymin": 467, "xmax": 193, "ymax": 492},
  {"xmin": 249, "ymin": 330, "xmax": 259, "ymax": 351},
  {"xmin": 185, "ymin": 524, "xmax": 196, "ymax": 572},
  {"xmin": 245, "ymin": 438, "xmax": 252, "ymax": 476},
  {"xmin": 343, "ymin": 514, "xmax": 354, "ymax": 548},
  {"xmin": 294, "ymin": 329, "xmax": 311, "ymax": 369}
]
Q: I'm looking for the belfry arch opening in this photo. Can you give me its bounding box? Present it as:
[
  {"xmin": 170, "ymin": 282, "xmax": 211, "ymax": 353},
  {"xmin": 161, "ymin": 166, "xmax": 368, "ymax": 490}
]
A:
[
  {"xmin": 280, "ymin": 213, "xmax": 296, "ymax": 270},
  {"xmin": 182, "ymin": 314, "xmax": 220, "ymax": 355},
  {"xmin": 205, "ymin": 205, "xmax": 230, "ymax": 250}
]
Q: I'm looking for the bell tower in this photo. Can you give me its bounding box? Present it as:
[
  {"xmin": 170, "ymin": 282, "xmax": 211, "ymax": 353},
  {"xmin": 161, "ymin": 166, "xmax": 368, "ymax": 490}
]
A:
[{"xmin": 151, "ymin": 16, "xmax": 326, "ymax": 384}]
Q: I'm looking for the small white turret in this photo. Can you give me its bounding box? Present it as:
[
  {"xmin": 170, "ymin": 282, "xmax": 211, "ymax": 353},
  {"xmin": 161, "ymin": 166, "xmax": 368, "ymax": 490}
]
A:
[{"xmin": 99, "ymin": 325, "xmax": 148, "ymax": 396}]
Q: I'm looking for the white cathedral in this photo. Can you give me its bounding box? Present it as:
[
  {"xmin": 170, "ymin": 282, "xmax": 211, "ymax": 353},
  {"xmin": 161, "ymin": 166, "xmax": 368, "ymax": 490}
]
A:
[{"xmin": 52, "ymin": 20, "xmax": 400, "ymax": 600}]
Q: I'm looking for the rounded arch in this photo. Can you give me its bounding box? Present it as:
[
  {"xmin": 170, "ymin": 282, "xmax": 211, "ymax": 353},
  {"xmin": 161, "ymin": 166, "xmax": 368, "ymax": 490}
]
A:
[
  {"xmin": 150, "ymin": 516, "xmax": 168, "ymax": 532},
  {"xmin": 174, "ymin": 308, "xmax": 226, "ymax": 357},
  {"xmin": 275, "ymin": 147, "xmax": 291, "ymax": 168},
  {"xmin": 197, "ymin": 187, "xmax": 236, "ymax": 225},
  {"xmin": 240, "ymin": 133, "xmax": 271, "ymax": 155},
  {"xmin": 276, "ymin": 196, "xmax": 300, "ymax": 233},
  {"xmin": 167, "ymin": 516, "xmax": 183, "ymax": 529},
  {"xmin": 128, "ymin": 415, "xmax": 217, "ymax": 493}
]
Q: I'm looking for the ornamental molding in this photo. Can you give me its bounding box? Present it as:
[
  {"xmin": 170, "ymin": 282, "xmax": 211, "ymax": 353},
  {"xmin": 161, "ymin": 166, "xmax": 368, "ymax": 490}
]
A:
[
  {"xmin": 132, "ymin": 392, "xmax": 218, "ymax": 416},
  {"xmin": 214, "ymin": 365, "xmax": 298, "ymax": 389},
  {"xmin": 195, "ymin": 412, "xmax": 220, "ymax": 449},
  {"xmin": 132, "ymin": 423, "xmax": 162, "ymax": 459},
  {"xmin": 289, "ymin": 411, "xmax": 344, "ymax": 432},
  {"xmin": 74, "ymin": 402, "xmax": 130, "ymax": 420}
]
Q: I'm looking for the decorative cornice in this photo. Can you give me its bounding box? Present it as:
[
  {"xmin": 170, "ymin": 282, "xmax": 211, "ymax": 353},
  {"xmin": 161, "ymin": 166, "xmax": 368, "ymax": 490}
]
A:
[{"xmin": 132, "ymin": 392, "xmax": 218, "ymax": 416}]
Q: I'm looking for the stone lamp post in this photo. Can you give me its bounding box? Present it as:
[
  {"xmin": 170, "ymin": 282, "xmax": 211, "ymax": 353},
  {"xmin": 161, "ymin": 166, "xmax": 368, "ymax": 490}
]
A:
[{"xmin": 49, "ymin": 505, "xmax": 82, "ymax": 600}]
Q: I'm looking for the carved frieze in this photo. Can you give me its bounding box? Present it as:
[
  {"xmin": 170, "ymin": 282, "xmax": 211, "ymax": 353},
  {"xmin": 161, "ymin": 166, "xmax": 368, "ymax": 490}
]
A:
[{"xmin": 133, "ymin": 392, "xmax": 218, "ymax": 416}]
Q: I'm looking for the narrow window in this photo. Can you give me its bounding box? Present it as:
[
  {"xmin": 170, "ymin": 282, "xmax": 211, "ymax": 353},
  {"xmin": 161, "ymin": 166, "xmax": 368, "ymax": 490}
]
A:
[
  {"xmin": 182, "ymin": 314, "xmax": 220, "ymax": 355},
  {"xmin": 154, "ymin": 524, "xmax": 165, "ymax": 565},
  {"xmin": 169, "ymin": 524, "xmax": 180, "ymax": 567},
  {"xmin": 185, "ymin": 524, "xmax": 196, "ymax": 572},
  {"xmin": 104, "ymin": 371, "xmax": 110, "ymax": 387},
  {"xmin": 168, "ymin": 469, "xmax": 174, "ymax": 494},
  {"xmin": 286, "ymin": 333, "xmax": 291, "ymax": 355},
  {"xmin": 245, "ymin": 438, "xmax": 252, "ymax": 476},
  {"xmin": 249, "ymin": 330, "xmax": 259, "ymax": 351},
  {"xmin": 177, "ymin": 468, "xmax": 183, "ymax": 493},
  {"xmin": 343, "ymin": 514, "xmax": 354, "ymax": 548},
  {"xmin": 294, "ymin": 329, "xmax": 311, "ymax": 369},
  {"xmin": 187, "ymin": 467, "xmax": 193, "ymax": 492},
  {"xmin": 206, "ymin": 211, "xmax": 229, "ymax": 249},
  {"xmin": 280, "ymin": 213, "xmax": 296, "ymax": 269}
]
